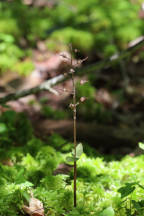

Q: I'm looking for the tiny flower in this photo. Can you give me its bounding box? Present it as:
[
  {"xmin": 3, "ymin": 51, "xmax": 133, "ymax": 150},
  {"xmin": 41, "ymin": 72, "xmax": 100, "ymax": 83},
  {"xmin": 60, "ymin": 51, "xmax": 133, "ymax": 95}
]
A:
[
  {"xmin": 69, "ymin": 103, "xmax": 75, "ymax": 109},
  {"xmin": 80, "ymin": 97, "xmax": 87, "ymax": 103},
  {"xmin": 80, "ymin": 80, "xmax": 88, "ymax": 85},
  {"xmin": 74, "ymin": 49, "xmax": 78, "ymax": 53},
  {"xmin": 69, "ymin": 68, "xmax": 75, "ymax": 74}
]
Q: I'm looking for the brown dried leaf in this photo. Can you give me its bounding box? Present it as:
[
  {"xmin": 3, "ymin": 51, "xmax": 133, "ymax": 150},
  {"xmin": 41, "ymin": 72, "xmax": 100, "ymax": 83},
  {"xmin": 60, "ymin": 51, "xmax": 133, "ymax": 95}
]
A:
[{"xmin": 23, "ymin": 197, "xmax": 44, "ymax": 216}]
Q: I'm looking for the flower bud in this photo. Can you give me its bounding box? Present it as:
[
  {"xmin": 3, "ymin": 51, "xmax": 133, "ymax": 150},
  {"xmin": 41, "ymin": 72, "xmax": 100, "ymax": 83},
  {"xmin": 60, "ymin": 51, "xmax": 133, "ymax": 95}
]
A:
[
  {"xmin": 69, "ymin": 68, "xmax": 75, "ymax": 74},
  {"xmin": 80, "ymin": 97, "xmax": 87, "ymax": 103},
  {"xmin": 69, "ymin": 103, "xmax": 75, "ymax": 109}
]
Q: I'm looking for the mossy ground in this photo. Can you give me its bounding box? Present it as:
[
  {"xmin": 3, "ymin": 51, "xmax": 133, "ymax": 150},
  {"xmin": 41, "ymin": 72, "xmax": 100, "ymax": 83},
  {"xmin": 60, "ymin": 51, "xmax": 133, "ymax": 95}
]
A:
[{"xmin": 0, "ymin": 111, "xmax": 144, "ymax": 216}]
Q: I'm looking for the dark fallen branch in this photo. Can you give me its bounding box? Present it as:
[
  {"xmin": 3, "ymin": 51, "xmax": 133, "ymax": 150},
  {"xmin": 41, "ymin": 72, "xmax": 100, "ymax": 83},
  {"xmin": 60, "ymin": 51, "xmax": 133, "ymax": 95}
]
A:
[
  {"xmin": 78, "ymin": 36, "xmax": 144, "ymax": 75},
  {"xmin": 0, "ymin": 74, "xmax": 65, "ymax": 104},
  {"xmin": 0, "ymin": 37, "xmax": 144, "ymax": 104}
]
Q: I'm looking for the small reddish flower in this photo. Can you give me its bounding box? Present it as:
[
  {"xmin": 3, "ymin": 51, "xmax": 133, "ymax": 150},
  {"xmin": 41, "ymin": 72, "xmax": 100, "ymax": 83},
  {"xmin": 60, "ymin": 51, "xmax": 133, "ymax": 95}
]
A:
[
  {"xmin": 69, "ymin": 68, "xmax": 75, "ymax": 74},
  {"xmin": 69, "ymin": 103, "xmax": 75, "ymax": 109},
  {"xmin": 80, "ymin": 97, "xmax": 87, "ymax": 103}
]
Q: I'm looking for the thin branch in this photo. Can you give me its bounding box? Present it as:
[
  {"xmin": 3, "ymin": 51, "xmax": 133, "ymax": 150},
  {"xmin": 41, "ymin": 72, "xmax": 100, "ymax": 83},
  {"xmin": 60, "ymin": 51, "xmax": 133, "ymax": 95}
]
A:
[
  {"xmin": 0, "ymin": 37, "xmax": 144, "ymax": 104},
  {"xmin": 0, "ymin": 74, "xmax": 64, "ymax": 104},
  {"xmin": 78, "ymin": 37, "xmax": 144, "ymax": 75}
]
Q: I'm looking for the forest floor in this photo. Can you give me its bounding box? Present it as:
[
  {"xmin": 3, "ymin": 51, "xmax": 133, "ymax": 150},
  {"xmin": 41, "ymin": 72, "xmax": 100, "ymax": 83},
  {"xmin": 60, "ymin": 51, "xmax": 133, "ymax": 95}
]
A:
[{"xmin": 1, "ymin": 48, "xmax": 144, "ymax": 215}]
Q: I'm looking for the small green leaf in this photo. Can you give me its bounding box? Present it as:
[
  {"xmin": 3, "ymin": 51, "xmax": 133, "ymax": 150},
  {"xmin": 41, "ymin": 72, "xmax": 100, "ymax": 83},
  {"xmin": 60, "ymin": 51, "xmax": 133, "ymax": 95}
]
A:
[
  {"xmin": 66, "ymin": 156, "xmax": 74, "ymax": 162},
  {"xmin": 138, "ymin": 183, "xmax": 144, "ymax": 190},
  {"xmin": 0, "ymin": 123, "xmax": 7, "ymax": 133},
  {"xmin": 15, "ymin": 168, "xmax": 25, "ymax": 184},
  {"xmin": 99, "ymin": 207, "xmax": 114, "ymax": 216},
  {"xmin": 66, "ymin": 156, "xmax": 79, "ymax": 162},
  {"xmin": 139, "ymin": 142, "xmax": 144, "ymax": 150},
  {"xmin": 118, "ymin": 183, "xmax": 136, "ymax": 198},
  {"xmin": 76, "ymin": 143, "xmax": 83, "ymax": 158},
  {"xmin": 132, "ymin": 200, "xmax": 141, "ymax": 210},
  {"xmin": 22, "ymin": 191, "xmax": 30, "ymax": 202}
]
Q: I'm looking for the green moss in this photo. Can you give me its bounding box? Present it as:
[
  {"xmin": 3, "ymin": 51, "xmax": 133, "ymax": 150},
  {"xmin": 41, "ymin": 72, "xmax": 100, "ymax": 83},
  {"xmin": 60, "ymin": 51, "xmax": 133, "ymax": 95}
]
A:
[
  {"xmin": 0, "ymin": 33, "xmax": 24, "ymax": 73},
  {"xmin": 41, "ymin": 106, "xmax": 69, "ymax": 120},
  {"xmin": 13, "ymin": 61, "xmax": 34, "ymax": 76},
  {"xmin": 0, "ymin": 19, "xmax": 20, "ymax": 37},
  {"xmin": 1, "ymin": 113, "xmax": 144, "ymax": 215},
  {"xmin": 52, "ymin": 27, "xmax": 94, "ymax": 53}
]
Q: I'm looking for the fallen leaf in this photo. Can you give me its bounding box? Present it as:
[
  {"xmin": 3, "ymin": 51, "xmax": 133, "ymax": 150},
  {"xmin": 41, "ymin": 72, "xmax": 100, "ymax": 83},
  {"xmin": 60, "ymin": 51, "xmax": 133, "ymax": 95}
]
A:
[{"xmin": 23, "ymin": 197, "xmax": 44, "ymax": 216}]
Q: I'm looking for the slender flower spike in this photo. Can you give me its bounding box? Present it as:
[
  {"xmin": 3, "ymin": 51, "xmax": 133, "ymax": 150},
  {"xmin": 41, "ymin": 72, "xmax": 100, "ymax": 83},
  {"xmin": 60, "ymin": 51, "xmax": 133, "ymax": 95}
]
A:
[
  {"xmin": 67, "ymin": 45, "xmax": 87, "ymax": 208},
  {"xmin": 80, "ymin": 97, "xmax": 87, "ymax": 103}
]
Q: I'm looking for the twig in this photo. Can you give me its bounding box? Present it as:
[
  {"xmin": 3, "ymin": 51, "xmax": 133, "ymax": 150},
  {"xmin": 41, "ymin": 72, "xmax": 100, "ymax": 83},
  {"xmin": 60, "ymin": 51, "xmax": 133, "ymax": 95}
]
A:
[
  {"xmin": 0, "ymin": 74, "xmax": 64, "ymax": 104},
  {"xmin": 0, "ymin": 37, "xmax": 144, "ymax": 104}
]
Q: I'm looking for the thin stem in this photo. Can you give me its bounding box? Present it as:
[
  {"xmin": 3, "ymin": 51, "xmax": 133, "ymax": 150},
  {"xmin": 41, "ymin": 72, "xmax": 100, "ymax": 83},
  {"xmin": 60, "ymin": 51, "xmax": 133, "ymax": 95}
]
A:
[
  {"xmin": 72, "ymin": 73, "xmax": 77, "ymax": 207},
  {"xmin": 70, "ymin": 44, "xmax": 77, "ymax": 207}
]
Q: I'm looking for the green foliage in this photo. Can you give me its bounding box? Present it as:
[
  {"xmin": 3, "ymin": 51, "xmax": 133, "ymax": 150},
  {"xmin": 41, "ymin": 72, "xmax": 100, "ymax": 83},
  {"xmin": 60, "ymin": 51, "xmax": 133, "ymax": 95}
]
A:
[
  {"xmin": 0, "ymin": 0, "xmax": 142, "ymax": 61},
  {"xmin": 0, "ymin": 122, "xmax": 7, "ymax": 133},
  {"xmin": 1, "ymin": 109, "xmax": 144, "ymax": 215},
  {"xmin": 77, "ymin": 82, "xmax": 95, "ymax": 99},
  {"xmin": 0, "ymin": 110, "xmax": 33, "ymax": 149},
  {"xmin": 138, "ymin": 142, "xmax": 144, "ymax": 150},
  {"xmin": 52, "ymin": 27, "xmax": 94, "ymax": 53},
  {"xmin": 66, "ymin": 143, "xmax": 83, "ymax": 163},
  {"xmin": 47, "ymin": 133, "xmax": 73, "ymax": 153},
  {"xmin": 0, "ymin": 33, "xmax": 24, "ymax": 73},
  {"xmin": 118, "ymin": 182, "xmax": 136, "ymax": 199},
  {"xmin": 75, "ymin": 143, "xmax": 83, "ymax": 158},
  {"xmin": 0, "ymin": 171, "xmax": 33, "ymax": 216},
  {"xmin": 76, "ymin": 82, "xmax": 113, "ymax": 122},
  {"xmin": 41, "ymin": 105, "xmax": 69, "ymax": 120},
  {"xmin": 36, "ymin": 146, "xmax": 60, "ymax": 171},
  {"xmin": 47, "ymin": 133, "xmax": 67, "ymax": 148},
  {"xmin": 76, "ymin": 82, "xmax": 96, "ymax": 119},
  {"xmin": 99, "ymin": 206, "xmax": 115, "ymax": 216},
  {"xmin": 47, "ymin": 0, "xmax": 143, "ymax": 56},
  {"xmin": 13, "ymin": 60, "xmax": 34, "ymax": 76}
]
